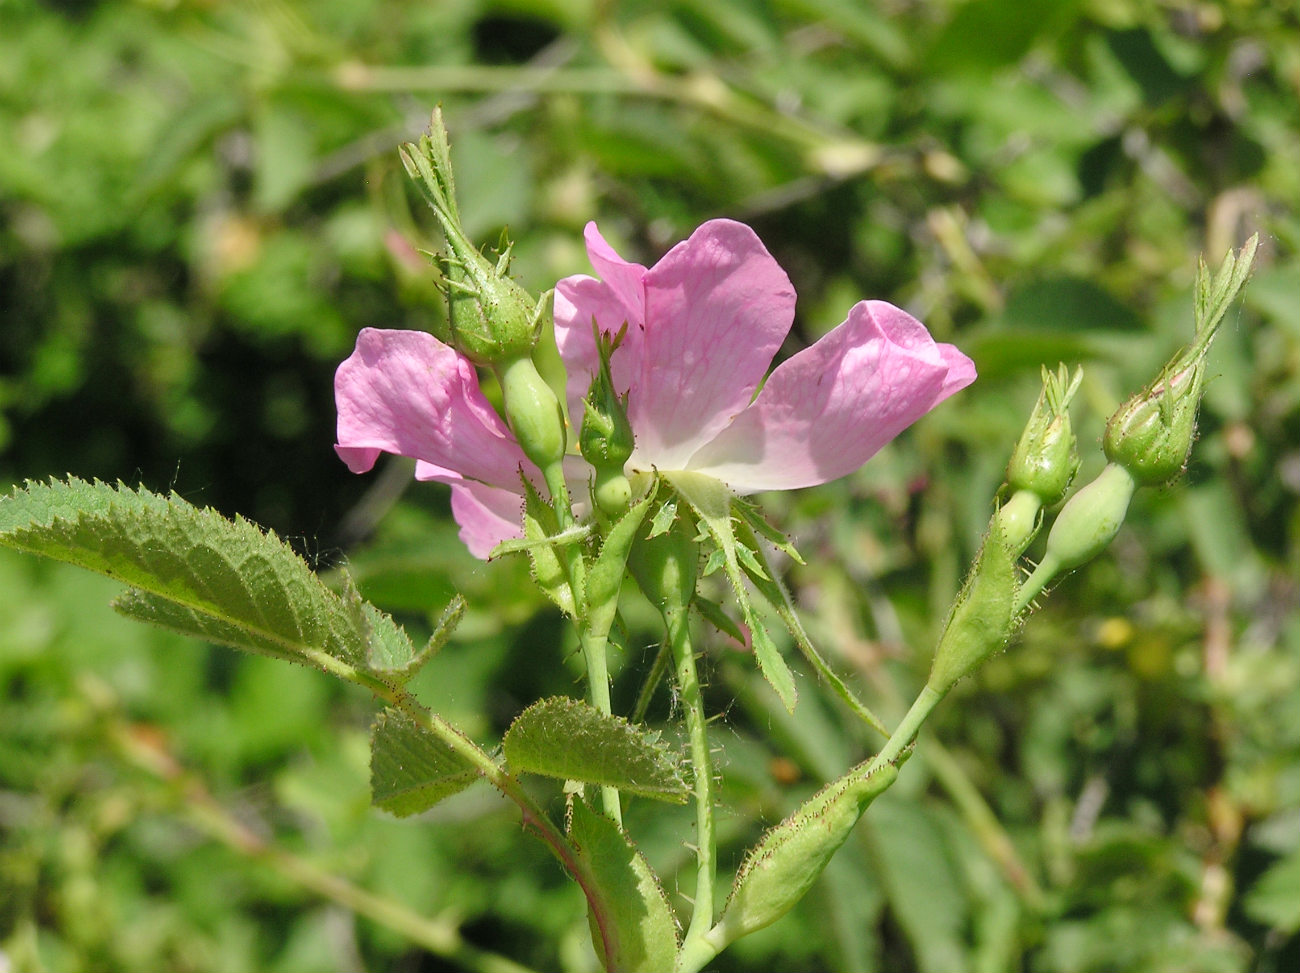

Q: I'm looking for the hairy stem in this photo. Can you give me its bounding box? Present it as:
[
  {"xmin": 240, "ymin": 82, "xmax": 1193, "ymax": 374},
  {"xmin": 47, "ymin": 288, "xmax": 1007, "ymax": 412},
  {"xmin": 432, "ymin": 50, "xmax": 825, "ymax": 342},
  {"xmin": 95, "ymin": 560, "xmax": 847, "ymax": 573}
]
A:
[
  {"xmin": 543, "ymin": 461, "xmax": 623, "ymax": 826},
  {"xmin": 867, "ymin": 684, "xmax": 945, "ymax": 775},
  {"xmin": 667, "ymin": 603, "xmax": 716, "ymax": 947}
]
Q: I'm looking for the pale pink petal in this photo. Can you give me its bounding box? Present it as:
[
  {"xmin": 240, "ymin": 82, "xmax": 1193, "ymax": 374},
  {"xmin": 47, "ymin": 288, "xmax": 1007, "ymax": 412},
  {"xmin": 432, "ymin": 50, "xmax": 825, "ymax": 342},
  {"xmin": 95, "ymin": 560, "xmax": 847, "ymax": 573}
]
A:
[
  {"xmin": 553, "ymin": 274, "xmax": 646, "ymax": 427},
  {"xmin": 583, "ymin": 222, "xmax": 646, "ymax": 324},
  {"xmin": 335, "ymin": 328, "xmax": 531, "ymax": 489},
  {"xmin": 450, "ymin": 481, "xmax": 524, "ymax": 559},
  {"xmin": 686, "ymin": 301, "xmax": 976, "ymax": 491},
  {"xmin": 936, "ymin": 343, "xmax": 979, "ymax": 399},
  {"xmin": 629, "ymin": 219, "xmax": 796, "ymax": 470}
]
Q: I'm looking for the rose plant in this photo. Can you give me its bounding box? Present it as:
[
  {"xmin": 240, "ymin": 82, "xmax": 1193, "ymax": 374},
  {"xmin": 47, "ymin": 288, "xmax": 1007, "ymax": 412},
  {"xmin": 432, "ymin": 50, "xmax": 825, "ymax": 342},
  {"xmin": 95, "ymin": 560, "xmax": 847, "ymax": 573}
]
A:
[{"xmin": 0, "ymin": 112, "xmax": 1256, "ymax": 972}]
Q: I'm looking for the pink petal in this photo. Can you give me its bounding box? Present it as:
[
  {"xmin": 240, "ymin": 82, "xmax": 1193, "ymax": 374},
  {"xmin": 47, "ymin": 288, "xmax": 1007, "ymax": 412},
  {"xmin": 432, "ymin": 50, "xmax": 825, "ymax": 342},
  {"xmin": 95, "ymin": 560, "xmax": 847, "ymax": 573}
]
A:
[
  {"xmin": 583, "ymin": 222, "xmax": 647, "ymax": 324},
  {"xmin": 334, "ymin": 328, "xmax": 531, "ymax": 489},
  {"xmin": 686, "ymin": 301, "xmax": 976, "ymax": 491},
  {"xmin": 553, "ymin": 274, "xmax": 647, "ymax": 428},
  {"xmin": 450, "ymin": 481, "xmax": 525, "ymax": 559},
  {"xmin": 629, "ymin": 220, "xmax": 796, "ymax": 470},
  {"xmin": 554, "ymin": 223, "xmax": 651, "ymax": 432}
]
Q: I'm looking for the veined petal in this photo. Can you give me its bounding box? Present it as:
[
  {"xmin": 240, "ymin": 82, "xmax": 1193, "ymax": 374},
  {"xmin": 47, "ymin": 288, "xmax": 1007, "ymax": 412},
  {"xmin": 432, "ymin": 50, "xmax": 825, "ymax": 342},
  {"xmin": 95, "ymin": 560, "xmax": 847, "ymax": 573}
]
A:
[
  {"xmin": 630, "ymin": 219, "xmax": 796, "ymax": 470},
  {"xmin": 686, "ymin": 301, "xmax": 975, "ymax": 491},
  {"xmin": 335, "ymin": 328, "xmax": 531, "ymax": 489},
  {"xmin": 554, "ymin": 274, "xmax": 646, "ymax": 428},
  {"xmin": 583, "ymin": 222, "xmax": 646, "ymax": 324},
  {"xmin": 450, "ymin": 481, "xmax": 525, "ymax": 559}
]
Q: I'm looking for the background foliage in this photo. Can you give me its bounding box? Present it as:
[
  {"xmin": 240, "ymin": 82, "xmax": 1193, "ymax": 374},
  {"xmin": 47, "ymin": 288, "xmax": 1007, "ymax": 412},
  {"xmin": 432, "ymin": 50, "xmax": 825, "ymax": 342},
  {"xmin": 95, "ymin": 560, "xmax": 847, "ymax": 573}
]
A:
[{"xmin": 2, "ymin": 0, "xmax": 1297, "ymax": 971}]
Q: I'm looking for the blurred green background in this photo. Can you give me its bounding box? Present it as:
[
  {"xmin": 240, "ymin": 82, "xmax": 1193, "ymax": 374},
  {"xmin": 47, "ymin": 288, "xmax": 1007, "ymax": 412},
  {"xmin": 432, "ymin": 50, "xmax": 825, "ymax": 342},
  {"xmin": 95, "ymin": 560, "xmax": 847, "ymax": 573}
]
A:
[{"xmin": 2, "ymin": 0, "xmax": 1298, "ymax": 970}]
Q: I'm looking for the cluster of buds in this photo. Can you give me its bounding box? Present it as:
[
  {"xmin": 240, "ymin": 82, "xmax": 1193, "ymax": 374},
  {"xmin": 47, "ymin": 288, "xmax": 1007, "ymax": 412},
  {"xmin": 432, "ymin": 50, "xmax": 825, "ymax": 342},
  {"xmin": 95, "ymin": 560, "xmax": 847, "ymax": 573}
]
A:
[
  {"xmin": 929, "ymin": 234, "xmax": 1258, "ymax": 695},
  {"xmin": 1031, "ymin": 233, "xmax": 1259, "ymax": 592},
  {"xmin": 401, "ymin": 110, "xmax": 569, "ymax": 477}
]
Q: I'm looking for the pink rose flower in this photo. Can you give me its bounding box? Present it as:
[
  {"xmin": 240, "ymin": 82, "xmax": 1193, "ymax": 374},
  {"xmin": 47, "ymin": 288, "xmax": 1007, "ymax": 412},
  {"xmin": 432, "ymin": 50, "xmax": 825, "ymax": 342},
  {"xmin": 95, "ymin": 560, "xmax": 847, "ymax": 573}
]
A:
[{"xmin": 335, "ymin": 219, "xmax": 975, "ymax": 557}]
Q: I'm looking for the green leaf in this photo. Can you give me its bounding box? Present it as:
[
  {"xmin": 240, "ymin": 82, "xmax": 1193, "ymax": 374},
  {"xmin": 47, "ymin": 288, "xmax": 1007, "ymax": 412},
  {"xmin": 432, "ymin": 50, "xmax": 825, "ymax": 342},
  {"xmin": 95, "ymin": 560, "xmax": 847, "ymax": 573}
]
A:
[
  {"xmin": 365, "ymin": 592, "xmax": 465, "ymax": 682},
  {"xmin": 369, "ymin": 709, "xmax": 481, "ymax": 817},
  {"xmin": 733, "ymin": 495, "xmax": 805, "ymax": 565},
  {"xmin": 868, "ymin": 793, "xmax": 971, "ymax": 973},
  {"xmin": 0, "ymin": 478, "xmax": 440, "ymax": 680},
  {"xmin": 568, "ymin": 797, "xmax": 679, "ymax": 973},
  {"xmin": 646, "ymin": 498, "xmax": 678, "ymax": 539},
  {"xmin": 668, "ymin": 471, "xmax": 797, "ymax": 711},
  {"xmin": 694, "ymin": 596, "xmax": 748, "ymax": 647},
  {"xmin": 503, "ymin": 696, "xmax": 688, "ymax": 803},
  {"xmin": 1243, "ymin": 847, "xmax": 1300, "ymax": 933}
]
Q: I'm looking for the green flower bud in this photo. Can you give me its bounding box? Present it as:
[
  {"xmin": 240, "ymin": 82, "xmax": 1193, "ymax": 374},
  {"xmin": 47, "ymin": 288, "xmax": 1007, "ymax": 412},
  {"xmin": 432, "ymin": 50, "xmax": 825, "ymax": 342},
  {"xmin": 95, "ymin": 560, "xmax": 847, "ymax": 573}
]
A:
[
  {"xmin": 991, "ymin": 488, "xmax": 1040, "ymax": 559},
  {"xmin": 1006, "ymin": 364, "xmax": 1081, "ymax": 505},
  {"xmin": 1105, "ymin": 233, "xmax": 1258, "ymax": 487},
  {"xmin": 401, "ymin": 109, "xmax": 545, "ymax": 365},
  {"xmin": 1103, "ymin": 355, "xmax": 1206, "ymax": 486},
  {"xmin": 1039, "ymin": 461, "xmax": 1136, "ymax": 575},
  {"xmin": 500, "ymin": 355, "xmax": 567, "ymax": 471},
  {"xmin": 580, "ymin": 324, "xmax": 636, "ymax": 517}
]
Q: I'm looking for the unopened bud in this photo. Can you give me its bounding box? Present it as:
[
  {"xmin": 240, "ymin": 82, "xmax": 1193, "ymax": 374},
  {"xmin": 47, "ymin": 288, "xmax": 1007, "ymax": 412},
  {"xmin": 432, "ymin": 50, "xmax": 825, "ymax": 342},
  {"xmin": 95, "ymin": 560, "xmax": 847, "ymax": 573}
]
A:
[
  {"xmin": 1040, "ymin": 461, "xmax": 1136, "ymax": 575},
  {"xmin": 1106, "ymin": 233, "xmax": 1258, "ymax": 487},
  {"xmin": 579, "ymin": 325, "xmax": 636, "ymax": 516},
  {"xmin": 500, "ymin": 356, "xmax": 567, "ymax": 471},
  {"xmin": 401, "ymin": 110, "xmax": 545, "ymax": 365},
  {"xmin": 1007, "ymin": 365, "xmax": 1081, "ymax": 504},
  {"xmin": 1103, "ymin": 355, "xmax": 1206, "ymax": 486}
]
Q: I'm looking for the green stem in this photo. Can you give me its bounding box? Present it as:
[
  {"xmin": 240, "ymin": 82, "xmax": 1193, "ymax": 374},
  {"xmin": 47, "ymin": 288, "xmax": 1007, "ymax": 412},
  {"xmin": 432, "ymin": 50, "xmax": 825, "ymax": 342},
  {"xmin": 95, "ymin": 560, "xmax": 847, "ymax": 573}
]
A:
[
  {"xmin": 667, "ymin": 603, "xmax": 716, "ymax": 947},
  {"xmin": 543, "ymin": 460, "xmax": 623, "ymax": 826},
  {"xmin": 330, "ymin": 61, "xmax": 878, "ymax": 169},
  {"xmin": 311, "ymin": 656, "xmax": 592, "ymax": 909},
  {"xmin": 867, "ymin": 684, "xmax": 945, "ymax": 775},
  {"xmin": 582, "ymin": 631, "xmax": 623, "ymax": 826}
]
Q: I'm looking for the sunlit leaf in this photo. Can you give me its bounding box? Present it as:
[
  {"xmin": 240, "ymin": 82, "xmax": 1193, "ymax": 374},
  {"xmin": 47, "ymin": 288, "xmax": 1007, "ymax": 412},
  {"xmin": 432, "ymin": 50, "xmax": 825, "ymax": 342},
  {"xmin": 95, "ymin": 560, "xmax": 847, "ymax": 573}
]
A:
[{"xmin": 503, "ymin": 696, "xmax": 687, "ymax": 803}]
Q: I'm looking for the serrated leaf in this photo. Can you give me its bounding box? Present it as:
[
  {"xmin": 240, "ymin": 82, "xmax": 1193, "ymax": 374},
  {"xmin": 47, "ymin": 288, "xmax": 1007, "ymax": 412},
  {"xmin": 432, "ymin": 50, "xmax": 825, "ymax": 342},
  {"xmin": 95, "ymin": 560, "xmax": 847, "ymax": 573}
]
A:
[
  {"xmin": 668, "ymin": 471, "xmax": 797, "ymax": 711},
  {"xmin": 503, "ymin": 696, "xmax": 688, "ymax": 803},
  {"xmin": 568, "ymin": 796, "xmax": 679, "ymax": 972},
  {"xmin": 733, "ymin": 496, "xmax": 805, "ymax": 565},
  {"xmin": 369, "ymin": 708, "xmax": 481, "ymax": 816},
  {"xmin": 694, "ymin": 596, "xmax": 748, "ymax": 647},
  {"xmin": 701, "ymin": 548, "xmax": 726, "ymax": 577},
  {"xmin": 368, "ymin": 593, "xmax": 465, "ymax": 682},
  {"xmin": 735, "ymin": 541, "xmax": 767, "ymax": 579},
  {"xmin": 0, "ymin": 478, "xmax": 436, "ymax": 680}
]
